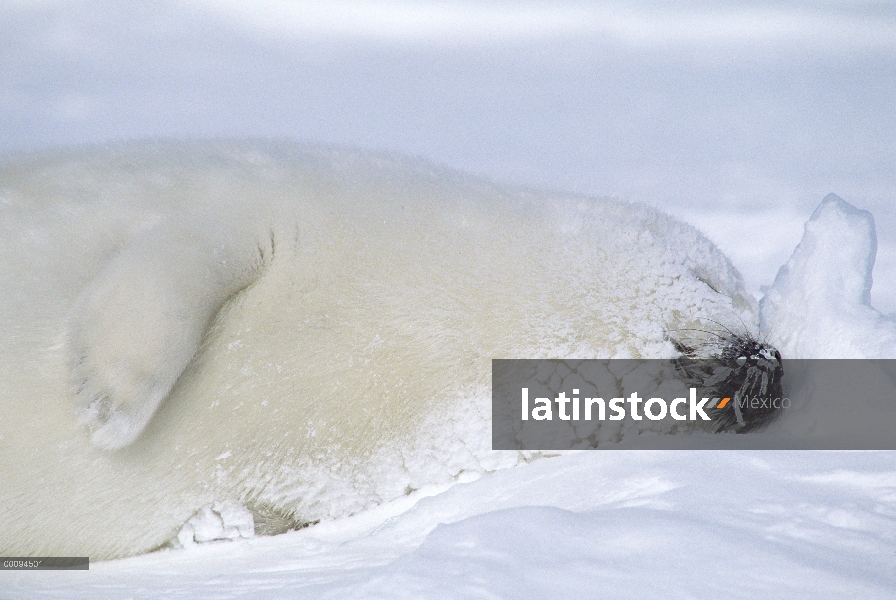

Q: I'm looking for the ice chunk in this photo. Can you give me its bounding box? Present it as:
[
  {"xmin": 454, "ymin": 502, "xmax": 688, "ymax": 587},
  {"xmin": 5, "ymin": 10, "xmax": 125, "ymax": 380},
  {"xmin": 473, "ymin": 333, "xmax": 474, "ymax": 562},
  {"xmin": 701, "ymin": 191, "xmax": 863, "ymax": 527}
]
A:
[
  {"xmin": 175, "ymin": 501, "xmax": 255, "ymax": 547},
  {"xmin": 760, "ymin": 194, "xmax": 896, "ymax": 358}
]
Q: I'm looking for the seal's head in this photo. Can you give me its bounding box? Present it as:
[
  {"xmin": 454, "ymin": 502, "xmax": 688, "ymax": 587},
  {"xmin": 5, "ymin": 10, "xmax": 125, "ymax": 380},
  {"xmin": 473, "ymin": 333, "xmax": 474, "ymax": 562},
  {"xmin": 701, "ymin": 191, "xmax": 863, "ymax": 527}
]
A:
[{"xmin": 673, "ymin": 332, "xmax": 784, "ymax": 433}]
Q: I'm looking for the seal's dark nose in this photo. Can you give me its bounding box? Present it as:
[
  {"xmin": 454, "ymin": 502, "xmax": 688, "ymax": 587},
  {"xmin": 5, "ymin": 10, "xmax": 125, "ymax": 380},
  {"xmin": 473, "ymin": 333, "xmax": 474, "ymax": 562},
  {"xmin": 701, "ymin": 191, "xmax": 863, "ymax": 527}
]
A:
[{"xmin": 673, "ymin": 336, "xmax": 784, "ymax": 433}]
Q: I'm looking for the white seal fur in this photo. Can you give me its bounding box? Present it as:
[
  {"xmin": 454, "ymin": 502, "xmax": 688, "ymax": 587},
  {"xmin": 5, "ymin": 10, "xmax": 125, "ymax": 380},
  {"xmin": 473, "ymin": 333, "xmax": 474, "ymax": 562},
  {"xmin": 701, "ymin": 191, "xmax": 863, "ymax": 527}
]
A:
[{"xmin": 0, "ymin": 140, "xmax": 755, "ymax": 559}]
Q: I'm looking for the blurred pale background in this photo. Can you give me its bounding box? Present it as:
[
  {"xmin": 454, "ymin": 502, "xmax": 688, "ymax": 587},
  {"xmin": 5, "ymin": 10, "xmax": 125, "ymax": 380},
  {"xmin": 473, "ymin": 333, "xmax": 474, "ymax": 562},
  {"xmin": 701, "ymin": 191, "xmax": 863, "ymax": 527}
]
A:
[{"xmin": 2, "ymin": 1, "xmax": 894, "ymax": 311}]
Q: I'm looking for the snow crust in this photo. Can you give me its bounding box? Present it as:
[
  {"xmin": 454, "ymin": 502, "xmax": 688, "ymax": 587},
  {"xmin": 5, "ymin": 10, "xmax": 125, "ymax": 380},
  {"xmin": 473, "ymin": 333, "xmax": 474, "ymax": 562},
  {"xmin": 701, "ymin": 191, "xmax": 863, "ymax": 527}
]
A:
[
  {"xmin": 174, "ymin": 502, "xmax": 255, "ymax": 547},
  {"xmin": 761, "ymin": 194, "xmax": 896, "ymax": 358}
]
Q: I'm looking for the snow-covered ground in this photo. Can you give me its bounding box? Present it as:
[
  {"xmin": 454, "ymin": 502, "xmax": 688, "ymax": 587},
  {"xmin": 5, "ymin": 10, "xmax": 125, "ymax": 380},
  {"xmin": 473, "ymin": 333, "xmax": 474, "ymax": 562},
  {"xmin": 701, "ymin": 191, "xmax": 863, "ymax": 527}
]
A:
[
  {"xmin": 3, "ymin": 1, "xmax": 896, "ymax": 598},
  {"xmin": 6, "ymin": 451, "xmax": 896, "ymax": 599}
]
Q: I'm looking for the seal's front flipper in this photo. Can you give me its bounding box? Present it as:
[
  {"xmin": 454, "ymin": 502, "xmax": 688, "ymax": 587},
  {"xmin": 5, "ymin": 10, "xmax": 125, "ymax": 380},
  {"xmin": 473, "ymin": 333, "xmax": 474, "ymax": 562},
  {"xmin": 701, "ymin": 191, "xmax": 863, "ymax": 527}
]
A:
[{"xmin": 67, "ymin": 215, "xmax": 272, "ymax": 449}]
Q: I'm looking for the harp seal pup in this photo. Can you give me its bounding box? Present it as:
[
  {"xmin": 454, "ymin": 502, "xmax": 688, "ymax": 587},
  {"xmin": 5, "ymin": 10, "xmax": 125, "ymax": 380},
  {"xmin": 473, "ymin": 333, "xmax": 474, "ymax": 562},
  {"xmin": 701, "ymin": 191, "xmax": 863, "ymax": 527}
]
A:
[{"xmin": 0, "ymin": 140, "xmax": 756, "ymax": 559}]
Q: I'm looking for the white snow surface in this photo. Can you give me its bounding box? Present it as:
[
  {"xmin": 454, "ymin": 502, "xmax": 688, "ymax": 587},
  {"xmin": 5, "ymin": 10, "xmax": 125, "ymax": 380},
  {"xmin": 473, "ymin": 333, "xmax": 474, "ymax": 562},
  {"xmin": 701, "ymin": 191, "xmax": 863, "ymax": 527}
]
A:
[{"xmin": 6, "ymin": 452, "xmax": 896, "ymax": 599}]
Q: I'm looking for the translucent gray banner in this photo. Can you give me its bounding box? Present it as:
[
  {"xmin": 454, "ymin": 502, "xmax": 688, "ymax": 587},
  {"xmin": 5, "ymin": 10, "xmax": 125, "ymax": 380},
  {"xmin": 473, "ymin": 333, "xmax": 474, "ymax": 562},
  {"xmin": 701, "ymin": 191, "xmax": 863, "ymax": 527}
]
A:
[
  {"xmin": 492, "ymin": 359, "xmax": 896, "ymax": 450},
  {"xmin": 0, "ymin": 557, "xmax": 89, "ymax": 570}
]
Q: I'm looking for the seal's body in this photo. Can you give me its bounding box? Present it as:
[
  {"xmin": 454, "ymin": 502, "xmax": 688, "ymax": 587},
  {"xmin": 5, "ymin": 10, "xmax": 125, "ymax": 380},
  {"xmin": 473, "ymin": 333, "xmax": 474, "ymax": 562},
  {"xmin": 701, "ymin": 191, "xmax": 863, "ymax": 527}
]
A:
[{"xmin": 1, "ymin": 141, "xmax": 756, "ymax": 559}]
